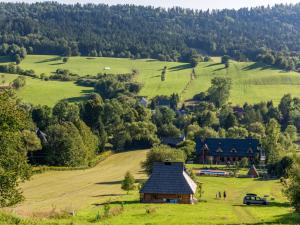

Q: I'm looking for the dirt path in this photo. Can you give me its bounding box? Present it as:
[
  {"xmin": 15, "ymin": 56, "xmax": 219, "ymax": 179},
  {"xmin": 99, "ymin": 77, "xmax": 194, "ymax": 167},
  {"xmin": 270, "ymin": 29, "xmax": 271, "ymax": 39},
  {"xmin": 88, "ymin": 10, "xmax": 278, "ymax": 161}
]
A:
[{"xmin": 10, "ymin": 150, "xmax": 147, "ymax": 215}]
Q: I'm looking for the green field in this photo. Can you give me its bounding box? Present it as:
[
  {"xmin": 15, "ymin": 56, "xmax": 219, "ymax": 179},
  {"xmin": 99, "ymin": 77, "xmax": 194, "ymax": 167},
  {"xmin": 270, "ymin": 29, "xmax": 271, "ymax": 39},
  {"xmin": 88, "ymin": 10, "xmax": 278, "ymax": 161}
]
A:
[
  {"xmin": 2, "ymin": 55, "xmax": 300, "ymax": 106},
  {"xmin": 182, "ymin": 58, "xmax": 300, "ymax": 105},
  {"xmin": 0, "ymin": 73, "xmax": 93, "ymax": 106},
  {"xmin": 2, "ymin": 150, "xmax": 299, "ymax": 225},
  {"xmin": 18, "ymin": 55, "xmax": 193, "ymax": 98}
]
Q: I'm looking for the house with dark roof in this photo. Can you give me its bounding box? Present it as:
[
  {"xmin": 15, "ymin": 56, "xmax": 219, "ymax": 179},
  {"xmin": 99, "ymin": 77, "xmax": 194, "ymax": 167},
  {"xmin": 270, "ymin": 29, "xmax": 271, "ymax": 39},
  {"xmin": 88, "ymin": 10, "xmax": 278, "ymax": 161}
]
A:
[
  {"xmin": 196, "ymin": 138, "xmax": 261, "ymax": 164},
  {"xmin": 161, "ymin": 135, "xmax": 185, "ymax": 147},
  {"xmin": 140, "ymin": 162, "xmax": 197, "ymax": 204}
]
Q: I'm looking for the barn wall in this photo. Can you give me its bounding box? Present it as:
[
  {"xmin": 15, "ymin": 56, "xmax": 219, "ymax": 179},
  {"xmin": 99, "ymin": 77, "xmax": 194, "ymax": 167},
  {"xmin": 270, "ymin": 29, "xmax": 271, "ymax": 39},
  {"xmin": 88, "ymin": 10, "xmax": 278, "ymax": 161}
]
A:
[{"xmin": 141, "ymin": 193, "xmax": 194, "ymax": 204}]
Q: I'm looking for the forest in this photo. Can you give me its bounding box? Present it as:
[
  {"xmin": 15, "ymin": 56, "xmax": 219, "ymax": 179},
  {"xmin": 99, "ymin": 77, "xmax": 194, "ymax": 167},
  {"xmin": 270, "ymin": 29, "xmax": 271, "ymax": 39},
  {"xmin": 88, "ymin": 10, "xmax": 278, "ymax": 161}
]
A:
[{"xmin": 1, "ymin": 3, "xmax": 300, "ymax": 70}]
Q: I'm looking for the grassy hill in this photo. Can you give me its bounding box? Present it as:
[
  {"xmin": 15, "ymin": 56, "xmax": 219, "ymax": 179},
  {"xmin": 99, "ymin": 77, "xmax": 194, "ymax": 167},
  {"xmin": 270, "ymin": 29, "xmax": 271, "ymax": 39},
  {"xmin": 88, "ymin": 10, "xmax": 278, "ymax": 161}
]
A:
[
  {"xmin": 2, "ymin": 55, "xmax": 300, "ymax": 106},
  {"xmin": 0, "ymin": 73, "xmax": 93, "ymax": 106},
  {"xmin": 182, "ymin": 58, "xmax": 300, "ymax": 105},
  {"xmin": 2, "ymin": 150, "xmax": 299, "ymax": 225}
]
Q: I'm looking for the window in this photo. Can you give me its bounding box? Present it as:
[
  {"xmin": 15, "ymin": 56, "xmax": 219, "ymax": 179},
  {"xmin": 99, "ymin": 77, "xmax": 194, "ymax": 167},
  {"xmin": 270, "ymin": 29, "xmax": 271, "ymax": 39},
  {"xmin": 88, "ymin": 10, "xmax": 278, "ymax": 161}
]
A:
[
  {"xmin": 216, "ymin": 147, "xmax": 223, "ymax": 153},
  {"xmin": 230, "ymin": 148, "xmax": 237, "ymax": 153},
  {"xmin": 248, "ymin": 147, "xmax": 254, "ymax": 154}
]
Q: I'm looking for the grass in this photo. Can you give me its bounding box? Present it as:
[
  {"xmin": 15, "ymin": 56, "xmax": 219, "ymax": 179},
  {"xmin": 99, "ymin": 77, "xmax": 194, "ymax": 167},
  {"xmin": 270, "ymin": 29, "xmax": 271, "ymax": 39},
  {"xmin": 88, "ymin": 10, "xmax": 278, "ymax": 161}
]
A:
[
  {"xmin": 182, "ymin": 58, "xmax": 300, "ymax": 105},
  {"xmin": 0, "ymin": 73, "xmax": 93, "ymax": 106},
  {"xmin": 2, "ymin": 55, "xmax": 300, "ymax": 106},
  {"xmin": 17, "ymin": 55, "xmax": 193, "ymax": 98},
  {"xmin": 2, "ymin": 150, "xmax": 299, "ymax": 225}
]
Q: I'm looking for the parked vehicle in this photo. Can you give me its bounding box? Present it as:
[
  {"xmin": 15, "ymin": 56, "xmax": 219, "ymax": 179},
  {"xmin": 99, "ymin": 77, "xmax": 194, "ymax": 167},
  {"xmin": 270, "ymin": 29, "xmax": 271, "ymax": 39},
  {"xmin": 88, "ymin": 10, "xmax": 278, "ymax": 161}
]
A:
[{"xmin": 243, "ymin": 193, "xmax": 268, "ymax": 205}]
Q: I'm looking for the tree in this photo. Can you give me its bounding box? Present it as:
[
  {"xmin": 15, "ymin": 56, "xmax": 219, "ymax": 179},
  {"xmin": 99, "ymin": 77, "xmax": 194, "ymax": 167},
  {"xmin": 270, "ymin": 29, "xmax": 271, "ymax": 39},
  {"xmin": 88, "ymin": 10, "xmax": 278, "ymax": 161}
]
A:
[
  {"xmin": 53, "ymin": 101, "xmax": 80, "ymax": 123},
  {"xmin": 142, "ymin": 145, "xmax": 186, "ymax": 175},
  {"xmin": 239, "ymin": 157, "xmax": 249, "ymax": 168},
  {"xmin": 161, "ymin": 66, "xmax": 167, "ymax": 81},
  {"xmin": 121, "ymin": 171, "xmax": 135, "ymax": 193},
  {"xmin": 198, "ymin": 127, "xmax": 219, "ymax": 141},
  {"xmin": 12, "ymin": 76, "xmax": 26, "ymax": 89},
  {"xmin": 221, "ymin": 55, "xmax": 230, "ymax": 68},
  {"xmin": 44, "ymin": 122, "xmax": 95, "ymax": 166},
  {"xmin": 284, "ymin": 155, "xmax": 300, "ymax": 212},
  {"xmin": 263, "ymin": 119, "xmax": 282, "ymax": 164},
  {"xmin": 227, "ymin": 126, "xmax": 248, "ymax": 138},
  {"xmin": 15, "ymin": 54, "xmax": 21, "ymax": 65},
  {"xmin": 0, "ymin": 92, "xmax": 34, "ymax": 207},
  {"xmin": 62, "ymin": 57, "xmax": 69, "ymax": 63},
  {"xmin": 207, "ymin": 77, "xmax": 232, "ymax": 107},
  {"xmin": 177, "ymin": 140, "xmax": 196, "ymax": 160},
  {"xmin": 285, "ymin": 125, "xmax": 298, "ymax": 142}
]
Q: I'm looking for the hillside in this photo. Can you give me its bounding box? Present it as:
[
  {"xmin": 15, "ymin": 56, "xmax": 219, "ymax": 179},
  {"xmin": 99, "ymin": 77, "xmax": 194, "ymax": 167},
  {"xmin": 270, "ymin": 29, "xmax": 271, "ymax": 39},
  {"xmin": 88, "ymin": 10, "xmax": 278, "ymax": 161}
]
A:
[
  {"xmin": 3, "ymin": 55, "xmax": 300, "ymax": 106},
  {"xmin": 1, "ymin": 2, "xmax": 300, "ymax": 66}
]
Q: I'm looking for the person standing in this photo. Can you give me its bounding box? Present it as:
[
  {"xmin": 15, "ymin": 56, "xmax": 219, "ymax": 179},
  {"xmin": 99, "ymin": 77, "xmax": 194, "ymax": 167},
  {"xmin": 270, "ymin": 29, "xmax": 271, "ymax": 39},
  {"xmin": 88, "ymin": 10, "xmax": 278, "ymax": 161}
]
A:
[
  {"xmin": 219, "ymin": 191, "xmax": 222, "ymax": 199},
  {"xmin": 223, "ymin": 191, "xmax": 227, "ymax": 200}
]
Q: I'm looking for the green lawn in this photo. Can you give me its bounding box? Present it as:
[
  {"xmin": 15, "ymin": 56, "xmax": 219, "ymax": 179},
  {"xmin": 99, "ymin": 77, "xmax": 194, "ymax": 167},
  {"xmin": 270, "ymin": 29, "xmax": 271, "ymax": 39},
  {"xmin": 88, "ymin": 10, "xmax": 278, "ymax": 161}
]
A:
[
  {"xmin": 1, "ymin": 150, "xmax": 299, "ymax": 225},
  {"xmin": 0, "ymin": 73, "xmax": 93, "ymax": 106}
]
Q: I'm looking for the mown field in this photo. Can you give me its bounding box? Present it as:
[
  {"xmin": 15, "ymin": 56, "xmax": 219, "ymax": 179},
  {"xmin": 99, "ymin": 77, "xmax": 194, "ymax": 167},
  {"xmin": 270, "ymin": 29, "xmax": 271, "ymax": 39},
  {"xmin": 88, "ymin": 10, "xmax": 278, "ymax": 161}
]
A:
[
  {"xmin": 0, "ymin": 73, "xmax": 93, "ymax": 106},
  {"xmin": 2, "ymin": 150, "xmax": 299, "ymax": 225},
  {"xmin": 2, "ymin": 55, "xmax": 300, "ymax": 106}
]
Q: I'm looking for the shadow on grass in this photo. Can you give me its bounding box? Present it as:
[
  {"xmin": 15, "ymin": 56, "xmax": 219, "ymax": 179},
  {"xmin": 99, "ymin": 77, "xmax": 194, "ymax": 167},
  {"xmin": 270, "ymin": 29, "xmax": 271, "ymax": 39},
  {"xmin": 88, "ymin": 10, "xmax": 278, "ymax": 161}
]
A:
[
  {"xmin": 213, "ymin": 67, "xmax": 226, "ymax": 72},
  {"xmin": 65, "ymin": 90, "xmax": 94, "ymax": 103},
  {"xmin": 86, "ymin": 57, "xmax": 97, "ymax": 60},
  {"xmin": 168, "ymin": 64, "xmax": 192, "ymax": 71},
  {"xmin": 228, "ymin": 212, "xmax": 300, "ymax": 225},
  {"xmin": 49, "ymin": 62, "xmax": 65, "ymax": 66},
  {"xmin": 242, "ymin": 62, "xmax": 278, "ymax": 71},
  {"xmin": 206, "ymin": 63, "xmax": 222, "ymax": 67},
  {"xmin": 35, "ymin": 57, "xmax": 62, "ymax": 64},
  {"xmin": 93, "ymin": 200, "xmax": 140, "ymax": 206},
  {"xmin": 232, "ymin": 201, "xmax": 290, "ymax": 208},
  {"xmin": 95, "ymin": 179, "xmax": 145, "ymax": 186},
  {"xmin": 92, "ymin": 194, "xmax": 126, "ymax": 198}
]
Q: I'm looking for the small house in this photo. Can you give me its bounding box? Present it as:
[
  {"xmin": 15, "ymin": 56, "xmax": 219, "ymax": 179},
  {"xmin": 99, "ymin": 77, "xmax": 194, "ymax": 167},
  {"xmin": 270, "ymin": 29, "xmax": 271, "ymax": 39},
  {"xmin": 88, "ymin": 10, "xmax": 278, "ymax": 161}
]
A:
[
  {"xmin": 139, "ymin": 97, "xmax": 148, "ymax": 107},
  {"xmin": 140, "ymin": 162, "xmax": 197, "ymax": 204},
  {"xmin": 248, "ymin": 165, "xmax": 259, "ymax": 178}
]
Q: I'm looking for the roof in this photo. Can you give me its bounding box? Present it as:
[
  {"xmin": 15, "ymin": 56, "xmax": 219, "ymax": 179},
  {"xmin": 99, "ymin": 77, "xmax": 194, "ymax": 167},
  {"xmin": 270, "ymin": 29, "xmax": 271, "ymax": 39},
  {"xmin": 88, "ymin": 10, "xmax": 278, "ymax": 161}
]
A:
[
  {"xmin": 140, "ymin": 162, "xmax": 197, "ymax": 195},
  {"xmin": 248, "ymin": 164, "xmax": 259, "ymax": 177},
  {"xmin": 196, "ymin": 138, "xmax": 260, "ymax": 157},
  {"xmin": 161, "ymin": 136, "xmax": 185, "ymax": 147}
]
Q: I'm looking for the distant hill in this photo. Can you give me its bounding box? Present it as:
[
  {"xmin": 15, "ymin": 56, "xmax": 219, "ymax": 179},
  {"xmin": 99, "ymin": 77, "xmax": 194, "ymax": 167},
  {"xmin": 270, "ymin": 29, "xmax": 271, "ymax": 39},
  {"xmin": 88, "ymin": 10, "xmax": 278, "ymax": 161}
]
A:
[{"xmin": 1, "ymin": 2, "xmax": 300, "ymax": 69}]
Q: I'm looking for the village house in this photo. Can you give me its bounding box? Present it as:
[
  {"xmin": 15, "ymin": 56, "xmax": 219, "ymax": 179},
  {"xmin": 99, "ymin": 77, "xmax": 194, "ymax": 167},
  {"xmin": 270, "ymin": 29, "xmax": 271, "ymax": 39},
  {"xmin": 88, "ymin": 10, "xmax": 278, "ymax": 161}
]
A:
[
  {"xmin": 196, "ymin": 138, "xmax": 262, "ymax": 164},
  {"xmin": 140, "ymin": 162, "xmax": 197, "ymax": 204}
]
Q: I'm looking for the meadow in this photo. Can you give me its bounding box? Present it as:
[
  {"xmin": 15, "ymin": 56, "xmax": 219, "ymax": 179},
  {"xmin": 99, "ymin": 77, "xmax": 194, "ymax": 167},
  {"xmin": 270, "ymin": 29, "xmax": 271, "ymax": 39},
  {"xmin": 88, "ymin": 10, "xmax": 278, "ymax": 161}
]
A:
[
  {"xmin": 2, "ymin": 150, "xmax": 299, "ymax": 225},
  {"xmin": 2, "ymin": 55, "xmax": 300, "ymax": 106},
  {"xmin": 0, "ymin": 73, "xmax": 93, "ymax": 106}
]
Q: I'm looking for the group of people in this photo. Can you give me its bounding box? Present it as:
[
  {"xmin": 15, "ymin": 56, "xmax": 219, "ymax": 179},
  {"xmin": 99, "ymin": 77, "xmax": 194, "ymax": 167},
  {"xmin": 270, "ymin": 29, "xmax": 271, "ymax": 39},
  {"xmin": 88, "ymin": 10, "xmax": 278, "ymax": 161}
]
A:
[{"xmin": 216, "ymin": 191, "xmax": 227, "ymax": 200}]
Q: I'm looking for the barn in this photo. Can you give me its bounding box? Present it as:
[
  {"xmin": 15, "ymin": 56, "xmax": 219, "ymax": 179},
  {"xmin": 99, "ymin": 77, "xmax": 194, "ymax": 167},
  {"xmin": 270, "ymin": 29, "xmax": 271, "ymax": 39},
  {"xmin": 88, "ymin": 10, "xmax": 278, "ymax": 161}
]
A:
[{"xmin": 140, "ymin": 162, "xmax": 197, "ymax": 204}]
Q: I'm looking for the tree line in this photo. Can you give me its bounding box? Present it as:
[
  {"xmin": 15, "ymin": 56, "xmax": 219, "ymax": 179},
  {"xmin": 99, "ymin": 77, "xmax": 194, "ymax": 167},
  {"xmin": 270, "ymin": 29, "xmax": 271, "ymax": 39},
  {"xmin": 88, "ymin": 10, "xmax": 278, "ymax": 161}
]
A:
[{"xmin": 1, "ymin": 3, "xmax": 300, "ymax": 69}]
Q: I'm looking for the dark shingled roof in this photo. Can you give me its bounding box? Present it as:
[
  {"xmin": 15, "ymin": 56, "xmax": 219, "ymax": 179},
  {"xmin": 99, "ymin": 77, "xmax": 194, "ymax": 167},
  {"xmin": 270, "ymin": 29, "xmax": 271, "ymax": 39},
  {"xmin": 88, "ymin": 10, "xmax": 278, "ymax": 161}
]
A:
[
  {"xmin": 161, "ymin": 136, "xmax": 185, "ymax": 147},
  {"xmin": 196, "ymin": 138, "xmax": 260, "ymax": 157},
  {"xmin": 140, "ymin": 162, "xmax": 197, "ymax": 195}
]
